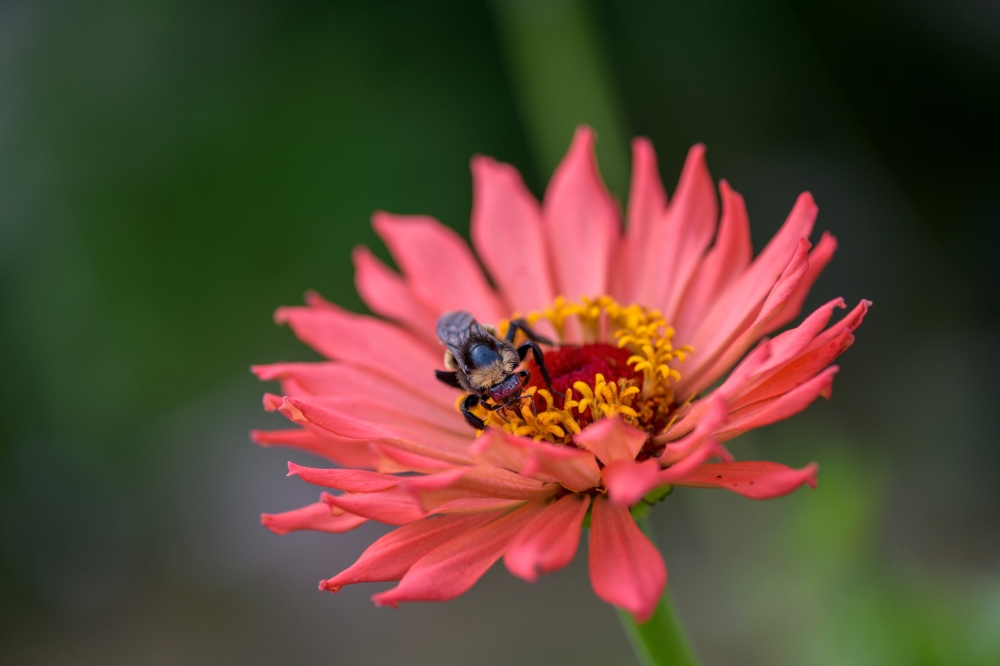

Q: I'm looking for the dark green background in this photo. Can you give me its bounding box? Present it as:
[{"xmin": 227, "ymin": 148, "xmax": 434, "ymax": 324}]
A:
[{"xmin": 2, "ymin": 1, "xmax": 998, "ymax": 664}]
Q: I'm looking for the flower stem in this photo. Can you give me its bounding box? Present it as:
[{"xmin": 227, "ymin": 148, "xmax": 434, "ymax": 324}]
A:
[{"xmin": 617, "ymin": 519, "xmax": 701, "ymax": 666}]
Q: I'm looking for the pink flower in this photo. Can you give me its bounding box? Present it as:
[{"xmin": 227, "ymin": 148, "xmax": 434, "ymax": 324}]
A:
[{"xmin": 254, "ymin": 126, "xmax": 869, "ymax": 622}]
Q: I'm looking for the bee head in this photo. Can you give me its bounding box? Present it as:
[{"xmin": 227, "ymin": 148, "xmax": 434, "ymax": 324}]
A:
[{"xmin": 465, "ymin": 341, "xmax": 519, "ymax": 393}]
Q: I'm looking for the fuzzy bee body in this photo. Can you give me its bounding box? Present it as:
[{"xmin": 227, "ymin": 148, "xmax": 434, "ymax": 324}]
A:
[{"xmin": 435, "ymin": 310, "xmax": 553, "ymax": 430}]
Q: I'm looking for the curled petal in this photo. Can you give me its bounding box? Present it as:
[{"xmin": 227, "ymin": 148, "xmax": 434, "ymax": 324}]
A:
[
  {"xmin": 319, "ymin": 512, "xmax": 498, "ymax": 592},
  {"xmin": 505, "ymin": 494, "xmax": 590, "ymax": 582},
  {"xmin": 469, "ymin": 430, "xmax": 601, "ymax": 492},
  {"xmin": 262, "ymin": 497, "xmax": 367, "ymax": 535},
  {"xmin": 369, "ymin": 443, "xmax": 458, "ymax": 474},
  {"xmin": 372, "ymin": 501, "xmax": 547, "ymax": 606},
  {"xmin": 574, "ymin": 417, "xmax": 648, "ymax": 465},
  {"xmin": 588, "ymin": 495, "xmax": 666, "ymax": 622},
  {"xmin": 673, "ymin": 461, "xmax": 819, "ymax": 500}
]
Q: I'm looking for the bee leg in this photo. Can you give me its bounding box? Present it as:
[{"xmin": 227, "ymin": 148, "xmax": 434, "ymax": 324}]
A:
[
  {"xmin": 435, "ymin": 369, "xmax": 463, "ymax": 388},
  {"xmin": 518, "ymin": 341, "xmax": 552, "ymax": 389},
  {"xmin": 460, "ymin": 394, "xmax": 487, "ymax": 430},
  {"xmin": 507, "ymin": 319, "xmax": 555, "ymax": 346}
]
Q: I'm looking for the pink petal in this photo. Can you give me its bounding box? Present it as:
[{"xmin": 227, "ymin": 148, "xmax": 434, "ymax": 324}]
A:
[
  {"xmin": 681, "ymin": 192, "xmax": 818, "ymax": 392},
  {"xmin": 673, "ymin": 180, "xmax": 752, "ymax": 340},
  {"xmin": 322, "ymin": 490, "xmax": 428, "ymax": 525},
  {"xmin": 250, "ymin": 428, "xmax": 377, "ymax": 469},
  {"xmin": 253, "ymin": 361, "xmax": 463, "ymax": 424},
  {"xmin": 274, "ymin": 303, "xmax": 454, "ymax": 405},
  {"xmin": 372, "ymin": 501, "xmax": 546, "ymax": 606},
  {"xmin": 278, "ymin": 396, "xmax": 473, "ymax": 465},
  {"xmin": 619, "ymin": 137, "xmax": 668, "ymax": 303},
  {"xmin": 761, "ymin": 231, "xmax": 837, "ymax": 336},
  {"xmin": 261, "ymin": 496, "xmax": 368, "ymax": 535},
  {"xmin": 681, "ymin": 237, "xmax": 813, "ymax": 397},
  {"xmin": 573, "ymin": 417, "xmax": 648, "ymax": 465},
  {"xmin": 588, "ymin": 495, "xmax": 666, "ymax": 622},
  {"xmin": 470, "ymin": 155, "xmax": 555, "ymax": 318},
  {"xmin": 319, "ymin": 512, "xmax": 498, "ymax": 592},
  {"xmin": 372, "ymin": 212, "xmax": 507, "ymax": 324},
  {"xmin": 369, "ymin": 443, "xmax": 458, "ymax": 474},
  {"xmin": 636, "ymin": 144, "xmax": 719, "ymax": 322},
  {"xmin": 601, "ymin": 459, "xmax": 662, "ymax": 506},
  {"xmin": 286, "ymin": 463, "xmax": 402, "ymax": 493},
  {"xmin": 468, "ymin": 430, "xmax": 601, "ymax": 492},
  {"xmin": 542, "ymin": 126, "xmax": 620, "ymax": 301},
  {"xmin": 400, "ymin": 465, "xmax": 558, "ymax": 512},
  {"xmin": 673, "ymin": 461, "xmax": 818, "ymax": 500},
  {"xmin": 717, "ymin": 366, "xmax": 838, "ymax": 440},
  {"xmin": 433, "ymin": 498, "xmax": 528, "ymax": 514},
  {"xmin": 351, "ymin": 246, "xmax": 441, "ymax": 347},
  {"xmin": 505, "ymin": 494, "xmax": 590, "ymax": 582},
  {"xmin": 658, "ymin": 396, "xmax": 729, "ymax": 464}
]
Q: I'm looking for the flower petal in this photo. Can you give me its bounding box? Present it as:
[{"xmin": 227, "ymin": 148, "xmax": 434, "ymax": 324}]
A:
[
  {"xmin": 372, "ymin": 501, "xmax": 547, "ymax": 606},
  {"xmin": 717, "ymin": 366, "xmax": 838, "ymax": 441},
  {"xmin": 470, "ymin": 155, "xmax": 555, "ymax": 318},
  {"xmin": 278, "ymin": 396, "xmax": 473, "ymax": 465},
  {"xmin": 351, "ymin": 245, "xmax": 441, "ymax": 347},
  {"xmin": 274, "ymin": 303, "xmax": 454, "ymax": 405},
  {"xmin": 673, "ymin": 461, "xmax": 818, "ymax": 500},
  {"xmin": 505, "ymin": 494, "xmax": 590, "ymax": 582},
  {"xmin": 469, "ymin": 430, "xmax": 601, "ymax": 492},
  {"xmin": 760, "ymin": 231, "xmax": 837, "ymax": 335},
  {"xmin": 253, "ymin": 361, "xmax": 463, "ymax": 423},
  {"xmin": 322, "ymin": 490, "xmax": 428, "ymax": 525},
  {"xmin": 573, "ymin": 416, "xmax": 648, "ymax": 465},
  {"xmin": 369, "ymin": 443, "xmax": 458, "ymax": 474},
  {"xmin": 399, "ymin": 466, "xmax": 558, "ymax": 512},
  {"xmin": 286, "ymin": 463, "xmax": 402, "ymax": 493},
  {"xmin": 681, "ymin": 192, "xmax": 818, "ymax": 392},
  {"xmin": 319, "ymin": 512, "xmax": 498, "ymax": 592},
  {"xmin": 261, "ymin": 496, "xmax": 368, "ymax": 535},
  {"xmin": 542, "ymin": 126, "xmax": 620, "ymax": 301},
  {"xmin": 681, "ymin": 237, "xmax": 813, "ymax": 397},
  {"xmin": 619, "ymin": 137, "xmax": 668, "ymax": 303},
  {"xmin": 588, "ymin": 495, "xmax": 666, "ymax": 622},
  {"xmin": 636, "ymin": 144, "xmax": 718, "ymax": 322},
  {"xmin": 673, "ymin": 179, "xmax": 752, "ymax": 340},
  {"xmin": 250, "ymin": 427, "xmax": 377, "ymax": 469},
  {"xmin": 601, "ymin": 458, "xmax": 662, "ymax": 507},
  {"xmin": 372, "ymin": 212, "xmax": 507, "ymax": 324}
]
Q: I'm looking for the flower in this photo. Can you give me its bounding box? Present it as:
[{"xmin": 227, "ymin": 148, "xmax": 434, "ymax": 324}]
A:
[{"xmin": 253, "ymin": 126, "xmax": 869, "ymax": 622}]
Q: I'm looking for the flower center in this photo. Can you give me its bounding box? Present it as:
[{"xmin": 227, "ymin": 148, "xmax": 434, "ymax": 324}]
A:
[{"xmin": 471, "ymin": 296, "xmax": 691, "ymax": 446}]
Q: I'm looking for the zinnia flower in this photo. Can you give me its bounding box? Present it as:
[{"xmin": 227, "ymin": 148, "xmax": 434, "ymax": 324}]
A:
[{"xmin": 254, "ymin": 126, "xmax": 869, "ymax": 622}]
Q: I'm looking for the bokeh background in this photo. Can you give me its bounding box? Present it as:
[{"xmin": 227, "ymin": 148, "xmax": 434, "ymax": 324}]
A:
[{"xmin": 2, "ymin": 1, "xmax": 999, "ymax": 664}]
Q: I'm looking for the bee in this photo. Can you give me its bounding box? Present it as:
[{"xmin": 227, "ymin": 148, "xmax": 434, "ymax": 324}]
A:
[{"xmin": 434, "ymin": 310, "xmax": 554, "ymax": 430}]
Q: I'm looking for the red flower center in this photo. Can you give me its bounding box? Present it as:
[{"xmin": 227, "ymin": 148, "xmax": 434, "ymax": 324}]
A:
[{"xmin": 526, "ymin": 343, "xmax": 643, "ymax": 396}]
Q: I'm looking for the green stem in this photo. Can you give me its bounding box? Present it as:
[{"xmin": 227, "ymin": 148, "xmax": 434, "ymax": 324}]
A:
[{"xmin": 618, "ymin": 519, "xmax": 701, "ymax": 666}]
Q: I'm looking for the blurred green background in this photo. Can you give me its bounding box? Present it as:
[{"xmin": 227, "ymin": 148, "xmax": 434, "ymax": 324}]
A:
[{"xmin": 2, "ymin": 1, "xmax": 999, "ymax": 664}]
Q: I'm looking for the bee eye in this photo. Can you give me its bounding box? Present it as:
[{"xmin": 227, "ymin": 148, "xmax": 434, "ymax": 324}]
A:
[{"xmin": 469, "ymin": 343, "xmax": 500, "ymax": 367}]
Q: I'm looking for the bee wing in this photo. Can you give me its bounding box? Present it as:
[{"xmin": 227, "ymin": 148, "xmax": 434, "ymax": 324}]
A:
[{"xmin": 436, "ymin": 310, "xmax": 477, "ymax": 352}]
